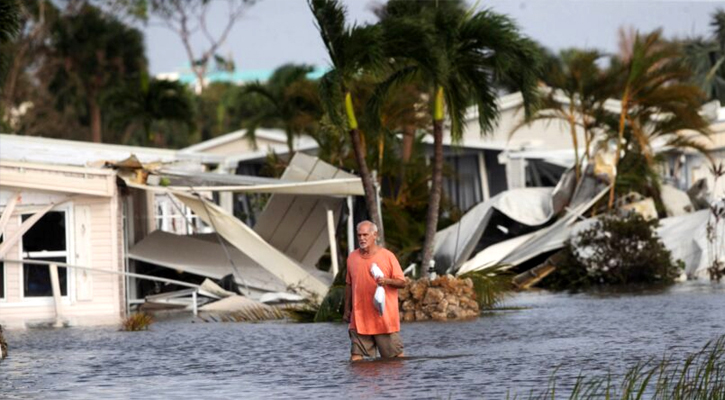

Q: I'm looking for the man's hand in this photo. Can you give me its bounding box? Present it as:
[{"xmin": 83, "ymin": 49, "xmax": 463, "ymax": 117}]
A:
[
  {"xmin": 376, "ymin": 277, "xmax": 387, "ymax": 286},
  {"xmin": 342, "ymin": 309, "xmax": 351, "ymax": 323}
]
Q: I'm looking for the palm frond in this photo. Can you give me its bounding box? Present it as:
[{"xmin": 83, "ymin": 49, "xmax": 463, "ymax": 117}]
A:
[
  {"xmin": 242, "ymin": 81, "xmax": 281, "ymax": 110},
  {"xmin": 308, "ymin": 0, "xmax": 346, "ymax": 68},
  {"xmin": 365, "ymin": 65, "xmax": 420, "ymax": 133},
  {"xmin": 318, "ymin": 69, "xmax": 343, "ymax": 127},
  {"xmin": 664, "ymin": 135, "xmax": 714, "ymax": 162}
]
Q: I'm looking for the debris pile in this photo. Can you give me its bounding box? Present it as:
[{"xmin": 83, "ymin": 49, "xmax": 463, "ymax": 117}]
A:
[{"xmin": 398, "ymin": 275, "xmax": 480, "ymax": 322}]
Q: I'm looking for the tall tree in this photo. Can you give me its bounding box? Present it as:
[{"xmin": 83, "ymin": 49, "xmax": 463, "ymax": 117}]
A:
[
  {"xmin": 608, "ymin": 30, "xmax": 711, "ymax": 208},
  {"xmin": 1, "ymin": 0, "xmax": 56, "ymax": 118},
  {"xmin": 144, "ymin": 0, "xmax": 255, "ymax": 94},
  {"xmin": 48, "ymin": 4, "xmax": 146, "ymax": 143},
  {"xmin": 376, "ymin": 1, "xmax": 541, "ymax": 275},
  {"xmin": 105, "ymin": 72, "xmax": 195, "ymax": 146},
  {"xmin": 512, "ymin": 49, "xmax": 613, "ymax": 182},
  {"xmin": 308, "ymin": 0, "xmax": 385, "ymax": 242},
  {"xmin": 0, "ymin": 0, "xmax": 20, "ymax": 80},
  {"xmin": 241, "ymin": 64, "xmax": 322, "ymax": 153},
  {"xmin": 683, "ymin": 9, "xmax": 725, "ymax": 104}
]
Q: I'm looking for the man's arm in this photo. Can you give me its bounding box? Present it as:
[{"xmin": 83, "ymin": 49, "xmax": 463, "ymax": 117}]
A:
[
  {"xmin": 343, "ymin": 283, "xmax": 352, "ymax": 322},
  {"xmin": 377, "ymin": 252, "xmax": 407, "ymax": 288},
  {"xmin": 376, "ymin": 277, "xmax": 407, "ymax": 288}
]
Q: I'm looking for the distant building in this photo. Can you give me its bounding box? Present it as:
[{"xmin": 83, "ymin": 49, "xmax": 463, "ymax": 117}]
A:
[{"xmin": 156, "ymin": 65, "xmax": 327, "ymax": 93}]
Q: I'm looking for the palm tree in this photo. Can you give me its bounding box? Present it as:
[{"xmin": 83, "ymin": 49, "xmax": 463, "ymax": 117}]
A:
[
  {"xmin": 241, "ymin": 64, "xmax": 322, "ymax": 154},
  {"xmin": 375, "ymin": 1, "xmax": 541, "ymax": 276},
  {"xmin": 308, "ymin": 0, "xmax": 385, "ymax": 242},
  {"xmin": 512, "ymin": 49, "xmax": 613, "ymax": 182},
  {"xmin": 105, "ymin": 73, "xmax": 195, "ymax": 146},
  {"xmin": 683, "ymin": 9, "xmax": 725, "ymax": 104},
  {"xmin": 0, "ymin": 0, "xmax": 20, "ymax": 91},
  {"xmin": 608, "ymin": 30, "xmax": 711, "ymax": 209},
  {"xmin": 48, "ymin": 4, "xmax": 146, "ymax": 143}
]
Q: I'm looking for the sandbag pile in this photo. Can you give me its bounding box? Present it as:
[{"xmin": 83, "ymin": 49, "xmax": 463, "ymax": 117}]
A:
[{"xmin": 399, "ymin": 275, "xmax": 480, "ymax": 322}]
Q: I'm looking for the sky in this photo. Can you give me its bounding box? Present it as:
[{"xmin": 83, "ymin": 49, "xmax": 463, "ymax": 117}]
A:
[{"xmin": 141, "ymin": 0, "xmax": 724, "ymax": 76}]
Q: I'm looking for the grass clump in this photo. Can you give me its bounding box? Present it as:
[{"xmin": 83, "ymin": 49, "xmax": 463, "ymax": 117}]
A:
[
  {"xmin": 515, "ymin": 336, "xmax": 725, "ymax": 399},
  {"xmin": 121, "ymin": 313, "xmax": 153, "ymax": 331}
]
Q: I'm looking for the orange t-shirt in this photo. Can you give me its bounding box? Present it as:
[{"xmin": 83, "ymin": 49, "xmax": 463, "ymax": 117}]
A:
[{"xmin": 346, "ymin": 247, "xmax": 405, "ymax": 335}]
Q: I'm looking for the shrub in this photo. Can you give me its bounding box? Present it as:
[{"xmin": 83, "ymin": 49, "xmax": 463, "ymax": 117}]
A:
[
  {"xmin": 543, "ymin": 213, "xmax": 683, "ymax": 291},
  {"xmin": 121, "ymin": 313, "xmax": 153, "ymax": 331}
]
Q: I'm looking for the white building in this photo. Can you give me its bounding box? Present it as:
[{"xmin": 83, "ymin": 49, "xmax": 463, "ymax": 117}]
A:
[{"xmin": 0, "ymin": 135, "xmax": 207, "ymax": 328}]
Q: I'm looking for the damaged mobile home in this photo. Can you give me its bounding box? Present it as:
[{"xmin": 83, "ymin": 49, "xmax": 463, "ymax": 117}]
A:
[{"xmin": 0, "ymin": 134, "xmax": 361, "ymax": 327}]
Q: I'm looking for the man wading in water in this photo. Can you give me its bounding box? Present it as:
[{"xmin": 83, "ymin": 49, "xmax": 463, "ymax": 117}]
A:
[{"xmin": 343, "ymin": 220, "xmax": 406, "ymax": 361}]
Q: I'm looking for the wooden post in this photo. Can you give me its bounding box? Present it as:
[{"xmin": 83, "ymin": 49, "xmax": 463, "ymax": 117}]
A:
[
  {"xmin": 49, "ymin": 263, "xmax": 63, "ymax": 323},
  {"xmin": 192, "ymin": 290, "xmax": 198, "ymax": 316},
  {"xmin": 326, "ymin": 209, "xmax": 339, "ymax": 278}
]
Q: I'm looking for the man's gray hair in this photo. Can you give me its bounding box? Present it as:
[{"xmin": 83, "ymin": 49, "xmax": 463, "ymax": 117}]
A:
[{"xmin": 356, "ymin": 220, "xmax": 378, "ymax": 233}]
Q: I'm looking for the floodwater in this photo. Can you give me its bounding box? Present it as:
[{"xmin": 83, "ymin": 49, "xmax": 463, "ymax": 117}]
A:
[{"xmin": 2, "ymin": 282, "xmax": 725, "ymax": 399}]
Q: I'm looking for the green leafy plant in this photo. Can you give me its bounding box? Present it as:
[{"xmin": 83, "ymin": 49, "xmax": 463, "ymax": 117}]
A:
[{"xmin": 459, "ymin": 265, "xmax": 513, "ymax": 309}]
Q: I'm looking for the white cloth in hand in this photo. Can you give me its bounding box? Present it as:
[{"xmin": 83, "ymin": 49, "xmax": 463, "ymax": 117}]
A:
[{"xmin": 370, "ymin": 263, "xmax": 385, "ymax": 316}]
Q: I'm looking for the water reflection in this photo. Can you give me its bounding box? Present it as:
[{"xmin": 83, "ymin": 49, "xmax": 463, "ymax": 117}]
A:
[{"xmin": 1, "ymin": 282, "xmax": 725, "ymax": 399}]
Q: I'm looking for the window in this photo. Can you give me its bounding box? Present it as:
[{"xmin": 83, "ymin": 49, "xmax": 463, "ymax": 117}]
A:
[{"xmin": 21, "ymin": 211, "xmax": 69, "ymax": 297}]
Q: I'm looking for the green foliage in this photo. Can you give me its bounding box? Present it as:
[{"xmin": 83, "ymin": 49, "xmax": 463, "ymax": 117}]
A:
[
  {"xmin": 104, "ymin": 73, "xmax": 195, "ymax": 146},
  {"xmin": 121, "ymin": 313, "xmax": 153, "ymax": 331},
  {"xmin": 544, "ymin": 213, "xmax": 683, "ymax": 291},
  {"xmin": 377, "ymin": 1, "xmax": 542, "ymax": 140},
  {"xmin": 614, "ymin": 145, "xmax": 666, "ymax": 215},
  {"xmin": 682, "ymin": 9, "xmax": 725, "ymax": 104},
  {"xmin": 313, "ymin": 285, "xmax": 345, "ymax": 322},
  {"xmin": 513, "ymin": 48, "xmax": 614, "ymax": 180},
  {"xmin": 48, "ymin": 3, "xmax": 146, "ymax": 142},
  {"xmin": 240, "ymin": 63, "xmax": 322, "ymax": 152},
  {"xmin": 459, "ymin": 265, "xmax": 512, "ymax": 309},
  {"xmin": 0, "ymin": 0, "xmax": 20, "ymax": 84}
]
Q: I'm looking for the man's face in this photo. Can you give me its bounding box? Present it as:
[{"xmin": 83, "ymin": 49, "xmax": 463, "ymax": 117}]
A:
[{"xmin": 357, "ymin": 224, "xmax": 377, "ymax": 250}]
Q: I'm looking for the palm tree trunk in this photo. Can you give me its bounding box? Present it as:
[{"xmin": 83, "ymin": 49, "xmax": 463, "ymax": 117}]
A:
[
  {"xmin": 583, "ymin": 124, "xmax": 592, "ymax": 162},
  {"xmin": 345, "ymin": 91, "xmax": 384, "ymax": 244},
  {"xmin": 89, "ymin": 97, "xmax": 102, "ymax": 143},
  {"xmin": 402, "ymin": 125, "xmax": 415, "ymax": 163},
  {"xmin": 420, "ymin": 119, "xmax": 444, "ymax": 277},
  {"xmin": 350, "ymin": 127, "xmax": 384, "ymax": 244},
  {"xmin": 608, "ymin": 93, "xmax": 629, "ymax": 209},
  {"xmin": 568, "ymin": 106, "xmax": 581, "ymax": 182},
  {"xmin": 397, "ymin": 125, "xmax": 416, "ymax": 204}
]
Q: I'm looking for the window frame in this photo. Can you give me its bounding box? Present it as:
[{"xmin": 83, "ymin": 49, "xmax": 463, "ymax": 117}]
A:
[{"xmin": 18, "ymin": 206, "xmax": 75, "ymax": 303}]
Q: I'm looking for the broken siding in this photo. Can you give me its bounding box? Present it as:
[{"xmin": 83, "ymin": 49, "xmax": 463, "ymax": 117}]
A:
[{"xmin": 0, "ymin": 195, "xmax": 125, "ymax": 325}]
